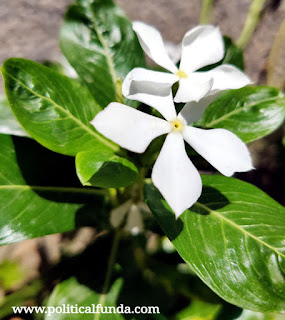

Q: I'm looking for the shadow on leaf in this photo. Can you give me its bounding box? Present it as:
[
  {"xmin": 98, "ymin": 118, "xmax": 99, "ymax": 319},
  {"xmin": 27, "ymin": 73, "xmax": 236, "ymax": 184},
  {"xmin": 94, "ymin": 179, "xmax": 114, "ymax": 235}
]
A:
[
  {"xmin": 12, "ymin": 136, "xmax": 109, "ymax": 229},
  {"xmin": 145, "ymin": 182, "xmax": 230, "ymax": 241}
]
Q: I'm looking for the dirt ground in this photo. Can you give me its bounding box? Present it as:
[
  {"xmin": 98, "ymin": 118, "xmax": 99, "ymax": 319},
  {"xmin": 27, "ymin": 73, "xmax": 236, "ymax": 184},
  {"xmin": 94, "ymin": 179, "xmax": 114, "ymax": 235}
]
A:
[{"xmin": 0, "ymin": 0, "xmax": 284, "ymax": 91}]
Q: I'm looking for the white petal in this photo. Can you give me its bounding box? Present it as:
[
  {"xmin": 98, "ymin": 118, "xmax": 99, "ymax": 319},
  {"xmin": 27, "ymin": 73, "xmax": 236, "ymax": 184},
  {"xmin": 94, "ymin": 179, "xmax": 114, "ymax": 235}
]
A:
[
  {"xmin": 174, "ymin": 73, "xmax": 214, "ymax": 103},
  {"xmin": 178, "ymin": 93, "xmax": 219, "ymax": 124},
  {"xmin": 179, "ymin": 25, "xmax": 224, "ymax": 73},
  {"xmin": 152, "ymin": 132, "xmax": 202, "ymax": 218},
  {"xmin": 122, "ymin": 68, "xmax": 178, "ymax": 121},
  {"xmin": 91, "ymin": 103, "xmax": 171, "ymax": 153},
  {"xmin": 202, "ymin": 64, "xmax": 252, "ymax": 94},
  {"xmin": 133, "ymin": 21, "xmax": 178, "ymax": 73},
  {"xmin": 183, "ymin": 126, "xmax": 254, "ymax": 177},
  {"xmin": 165, "ymin": 41, "xmax": 182, "ymax": 65}
]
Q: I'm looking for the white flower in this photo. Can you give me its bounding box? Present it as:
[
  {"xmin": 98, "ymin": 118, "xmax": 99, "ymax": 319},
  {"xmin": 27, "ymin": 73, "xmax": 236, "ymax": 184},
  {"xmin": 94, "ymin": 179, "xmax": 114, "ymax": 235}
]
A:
[
  {"xmin": 91, "ymin": 87, "xmax": 253, "ymax": 218},
  {"xmin": 127, "ymin": 22, "xmax": 251, "ymax": 103}
]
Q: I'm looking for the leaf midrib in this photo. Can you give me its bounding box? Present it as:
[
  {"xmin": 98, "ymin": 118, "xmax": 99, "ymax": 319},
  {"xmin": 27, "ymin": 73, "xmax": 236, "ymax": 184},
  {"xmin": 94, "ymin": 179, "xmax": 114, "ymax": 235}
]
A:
[
  {"xmin": 0, "ymin": 184, "xmax": 106, "ymax": 195},
  {"xmin": 89, "ymin": 4, "xmax": 117, "ymax": 87},
  {"xmin": 4, "ymin": 70, "xmax": 118, "ymax": 152},
  {"xmin": 204, "ymin": 96, "xmax": 285, "ymax": 127},
  {"xmin": 194, "ymin": 202, "xmax": 285, "ymax": 258}
]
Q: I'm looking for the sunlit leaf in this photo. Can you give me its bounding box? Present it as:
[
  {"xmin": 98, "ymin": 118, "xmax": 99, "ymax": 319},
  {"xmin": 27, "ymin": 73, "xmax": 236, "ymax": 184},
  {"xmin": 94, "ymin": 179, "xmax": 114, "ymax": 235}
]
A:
[
  {"xmin": 199, "ymin": 86, "xmax": 285, "ymax": 143},
  {"xmin": 60, "ymin": 0, "xmax": 145, "ymax": 108},
  {"xmin": 45, "ymin": 277, "xmax": 125, "ymax": 319},
  {"xmin": 0, "ymin": 134, "xmax": 108, "ymax": 245},
  {"xmin": 2, "ymin": 58, "xmax": 118, "ymax": 156},
  {"xmin": 76, "ymin": 150, "xmax": 138, "ymax": 188},
  {"xmin": 145, "ymin": 175, "xmax": 285, "ymax": 312},
  {"xmin": 0, "ymin": 94, "xmax": 29, "ymax": 138}
]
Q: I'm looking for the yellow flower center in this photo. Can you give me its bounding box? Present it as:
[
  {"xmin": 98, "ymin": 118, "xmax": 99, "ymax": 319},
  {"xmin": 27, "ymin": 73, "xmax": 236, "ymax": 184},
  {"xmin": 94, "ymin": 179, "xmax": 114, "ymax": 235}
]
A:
[
  {"xmin": 171, "ymin": 119, "xmax": 184, "ymax": 132},
  {"xmin": 175, "ymin": 70, "xmax": 188, "ymax": 79}
]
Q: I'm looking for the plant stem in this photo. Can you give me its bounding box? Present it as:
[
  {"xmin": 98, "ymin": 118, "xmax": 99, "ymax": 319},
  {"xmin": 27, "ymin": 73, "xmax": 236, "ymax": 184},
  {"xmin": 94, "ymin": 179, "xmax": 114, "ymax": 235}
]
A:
[
  {"xmin": 237, "ymin": 0, "xmax": 266, "ymax": 50},
  {"xmin": 94, "ymin": 230, "xmax": 121, "ymax": 320},
  {"xmin": 200, "ymin": 0, "xmax": 213, "ymax": 24},
  {"xmin": 115, "ymin": 78, "xmax": 124, "ymax": 104},
  {"xmin": 108, "ymin": 188, "xmax": 119, "ymax": 207}
]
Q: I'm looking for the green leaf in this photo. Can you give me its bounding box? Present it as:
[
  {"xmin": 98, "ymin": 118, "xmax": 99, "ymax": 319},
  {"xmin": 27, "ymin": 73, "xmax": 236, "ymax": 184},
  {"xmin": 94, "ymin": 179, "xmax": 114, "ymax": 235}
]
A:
[
  {"xmin": 60, "ymin": 0, "xmax": 145, "ymax": 108},
  {"xmin": 145, "ymin": 175, "xmax": 285, "ymax": 312},
  {"xmin": 0, "ymin": 280, "xmax": 43, "ymax": 319},
  {"xmin": 0, "ymin": 260, "xmax": 24, "ymax": 290},
  {"xmin": 222, "ymin": 36, "xmax": 244, "ymax": 71},
  {"xmin": 199, "ymin": 86, "xmax": 285, "ymax": 143},
  {"xmin": 0, "ymin": 94, "xmax": 30, "ymax": 138},
  {"xmin": 45, "ymin": 277, "xmax": 125, "ymax": 319},
  {"xmin": 199, "ymin": 36, "xmax": 244, "ymax": 72},
  {"xmin": 0, "ymin": 134, "xmax": 108, "ymax": 245},
  {"xmin": 2, "ymin": 58, "xmax": 118, "ymax": 156},
  {"xmin": 42, "ymin": 58, "xmax": 79, "ymax": 80},
  {"xmin": 176, "ymin": 300, "xmax": 222, "ymax": 320},
  {"xmin": 76, "ymin": 150, "xmax": 138, "ymax": 188}
]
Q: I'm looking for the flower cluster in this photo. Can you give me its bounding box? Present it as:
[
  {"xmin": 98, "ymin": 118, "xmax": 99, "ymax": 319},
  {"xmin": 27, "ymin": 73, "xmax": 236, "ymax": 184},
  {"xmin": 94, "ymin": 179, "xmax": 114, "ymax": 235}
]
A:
[{"xmin": 91, "ymin": 22, "xmax": 253, "ymax": 217}]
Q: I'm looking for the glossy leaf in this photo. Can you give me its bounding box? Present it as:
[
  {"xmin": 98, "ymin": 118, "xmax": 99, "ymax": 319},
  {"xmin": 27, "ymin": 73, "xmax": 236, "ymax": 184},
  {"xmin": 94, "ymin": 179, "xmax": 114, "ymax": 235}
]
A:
[
  {"xmin": 0, "ymin": 280, "xmax": 43, "ymax": 319},
  {"xmin": 199, "ymin": 86, "xmax": 285, "ymax": 143},
  {"xmin": 76, "ymin": 150, "xmax": 138, "ymax": 188},
  {"xmin": 145, "ymin": 175, "xmax": 285, "ymax": 312},
  {"xmin": 0, "ymin": 134, "xmax": 107, "ymax": 245},
  {"xmin": 2, "ymin": 58, "xmax": 118, "ymax": 156},
  {"xmin": 60, "ymin": 0, "xmax": 145, "ymax": 108},
  {"xmin": 42, "ymin": 58, "xmax": 79, "ymax": 80},
  {"xmin": 45, "ymin": 277, "xmax": 125, "ymax": 319},
  {"xmin": 0, "ymin": 94, "xmax": 29, "ymax": 138}
]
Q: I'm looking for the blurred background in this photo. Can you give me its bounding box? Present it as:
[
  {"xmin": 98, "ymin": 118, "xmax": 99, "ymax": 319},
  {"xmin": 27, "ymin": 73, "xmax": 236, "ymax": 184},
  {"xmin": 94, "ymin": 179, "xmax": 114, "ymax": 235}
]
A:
[
  {"xmin": 0, "ymin": 1, "xmax": 285, "ymax": 319},
  {"xmin": 0, "ymin": 0, "xmax": 284, "ymax": 89}
]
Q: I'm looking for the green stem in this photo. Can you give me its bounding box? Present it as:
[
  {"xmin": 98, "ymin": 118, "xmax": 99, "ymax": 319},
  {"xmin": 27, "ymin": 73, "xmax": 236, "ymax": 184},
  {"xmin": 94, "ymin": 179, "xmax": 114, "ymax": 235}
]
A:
[
  {"xmin": 115, "ymin": 78, "xmax": 124, "ymax": 104},
  {"xmin": 108, "ymin": 188, "xmax": 119, "ymax": 207},
  {"xmin": 237, "ymin": 0, "xmax": 266, "ymax": 50},
  {"xmin": 200, "ymin": 0, "xmax": 213, "ymax": 24},
  {"xmin": 94, "ymin": 230, "xmax": 121, "ymax": 320}
]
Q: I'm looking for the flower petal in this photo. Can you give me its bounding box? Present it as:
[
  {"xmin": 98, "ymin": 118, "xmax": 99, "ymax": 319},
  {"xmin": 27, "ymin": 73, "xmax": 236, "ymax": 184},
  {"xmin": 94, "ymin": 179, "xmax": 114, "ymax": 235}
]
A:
[
  {"xmin": 174, "ymin": 73, "xmax": 214, "ymax": 103},
  {"xmin": 91, "ymin": 103, "xmax": 171, "ymax": 153},
  {"xmin": 180, "ymin": 25, "xmax": 224, "ymax": 73},
  {"xmin": 122, "ymin": 68, "xmax": 178, "ymax": 121},
  {"xmin": 165, "ymin": 41, "xmax": 182, "ymax": 65},
  {"xmin": 183, "ymin": 126, "xmax": 254, "ymax": 177},
  {"xmin": 133, "ymin": 21, "xmax": 178, "ymax": 73},
  {"xmin": 178, "ymin": 93, "xmax": 219, "ymax": 124},
  {"xmin": 201, "ymin": 64, "xmax": 252, "ymax": 94},
  {"xmin": 152, "ymin": 132, "xmax": 202, "ymax": 218},
  {"xmin": 177, "ymin": 65, "xmax": 251, "ymax": 122}
]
